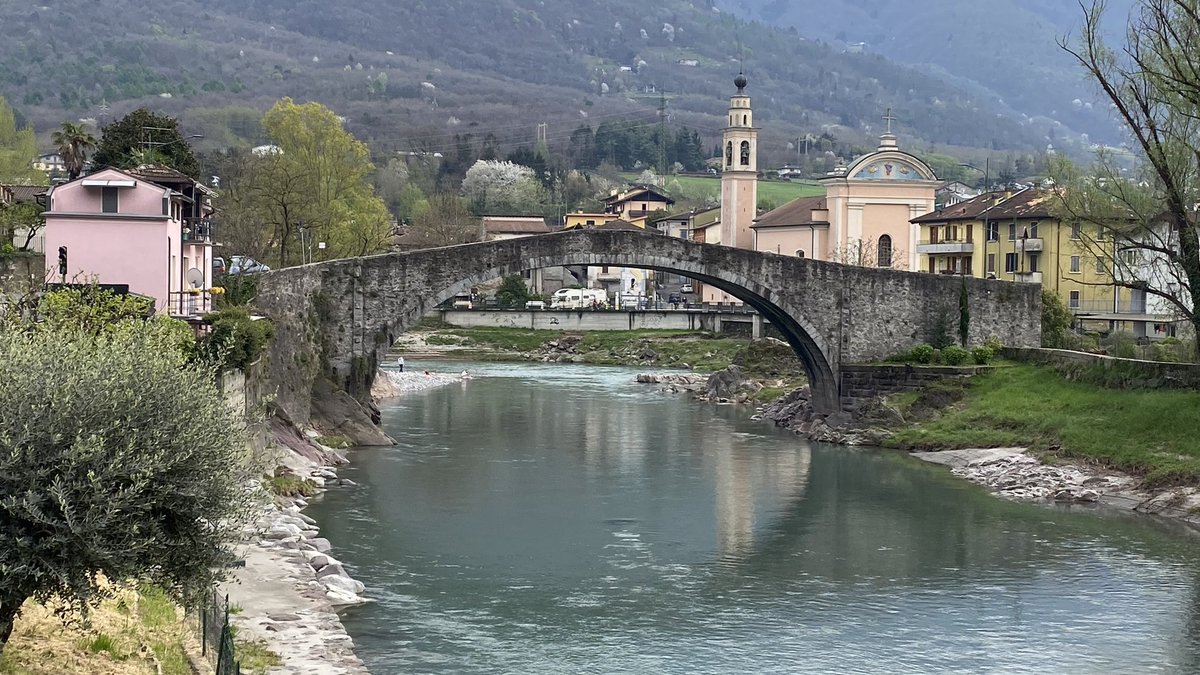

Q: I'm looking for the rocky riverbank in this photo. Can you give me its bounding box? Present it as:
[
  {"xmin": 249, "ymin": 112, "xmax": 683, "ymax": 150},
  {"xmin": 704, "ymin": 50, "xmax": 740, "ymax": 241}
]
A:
[
  {"xmin": 221, "ymin": 420, "xmax": 371, "ymax": 674},
  {"xmin": 371, "ymin": 367, "xmax": 467, "ymax": 400},
  {"xmin": 758, "ymin": 383, "xmax": 1200, "ymax": 529}
]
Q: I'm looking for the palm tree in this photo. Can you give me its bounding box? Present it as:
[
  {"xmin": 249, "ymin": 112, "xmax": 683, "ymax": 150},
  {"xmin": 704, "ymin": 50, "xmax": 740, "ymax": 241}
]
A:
[{"xmin": 51, "ymin": 122, "xmax": 97, "ymax": 180}]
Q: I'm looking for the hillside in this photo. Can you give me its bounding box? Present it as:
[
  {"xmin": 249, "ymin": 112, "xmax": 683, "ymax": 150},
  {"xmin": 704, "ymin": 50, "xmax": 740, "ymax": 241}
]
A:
[
  {"xmin": 0, "ymin": 0, "xmax": 1053, "ymax": 162},
  {"xmin": 715, "ymin": 0, "xmax": 1138, "ymax": 146}
]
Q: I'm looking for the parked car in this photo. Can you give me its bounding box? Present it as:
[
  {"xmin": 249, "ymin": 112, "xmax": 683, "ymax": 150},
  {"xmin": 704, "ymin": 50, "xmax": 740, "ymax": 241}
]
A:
[
  {"xmin": 680, "ymin": 283, "xmax": 694, "ymax": 293},
  {"xmin": 212, "ymin": 257, "xmax": 227, "ymax": 277},
  {"xmin": 228, "ymin": 255, "xmax": 271, "ymax": 275}
]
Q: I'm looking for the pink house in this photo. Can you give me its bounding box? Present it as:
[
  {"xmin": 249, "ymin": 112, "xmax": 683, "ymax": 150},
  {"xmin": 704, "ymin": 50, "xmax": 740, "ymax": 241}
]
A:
[{"xmin": 42, "ymin": 166, "xmax": 216, "ymax": 319}]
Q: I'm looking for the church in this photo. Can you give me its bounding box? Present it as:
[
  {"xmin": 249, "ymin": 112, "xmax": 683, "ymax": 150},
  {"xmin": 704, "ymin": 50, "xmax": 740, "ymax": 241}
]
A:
[{"xmin": 697, "ymin": 74, "xmax": 939, "ymax": 305}]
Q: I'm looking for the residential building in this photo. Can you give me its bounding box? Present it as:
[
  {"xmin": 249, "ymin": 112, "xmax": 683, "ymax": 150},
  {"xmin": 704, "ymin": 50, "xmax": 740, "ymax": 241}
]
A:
[
  {"xmin": 602, "ymin": 185, "xmax": 675, "ymax": 220},
  {"xmin": 911, "ymin": 188, "xmax": 1179, "ymax": 338},
  {"xmin": 565, "ymin": 218, "xmax": 661, "ymax": 305},
  {"xmin": 31, "ymin": 153, "xmax": 66, "ymax": 176},
  {"xmin": 480, "ymin": 215, "xmax": 565, "ymax": 293},
  {"xmin": 42, "ymin": 166, "xmax": 216, "ymax": 320},
  {"xmin": 935, "ymin": 181, "xmax": 980, "ymax": 209}
]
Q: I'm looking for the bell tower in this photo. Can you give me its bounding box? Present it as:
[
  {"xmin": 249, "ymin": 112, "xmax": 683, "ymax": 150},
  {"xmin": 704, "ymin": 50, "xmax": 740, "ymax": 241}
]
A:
[{"xmin": 720, "ymin": 72, "xmax": 758, "ymax": 250}]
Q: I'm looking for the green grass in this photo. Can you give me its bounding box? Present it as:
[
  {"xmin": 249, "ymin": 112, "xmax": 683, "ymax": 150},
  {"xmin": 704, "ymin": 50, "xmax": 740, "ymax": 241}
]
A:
[
  {"xmin": 445, "ymin": 327, "xmax": 557, "ymax": 352},
  {"xmin": 82, "ymin": 633, "xmax": 124, "ymax": 659},
  {"xmin": 885, "ymin": 364, "xmax": 1200, "ymax": 487},
  {"xmin": 235, "ymin": 639, "xmax": 282, "ymax": 674},
  {"xmin": 621, "ymin": 173, "xmax": 823, "ymax": 208},
  {"xmin": 265, "ymin": 474, "xmax": 318, "ymax": 498},
  {"xmin": 315, "ymin": 435, "xmax": 351, "ymax": 449}
]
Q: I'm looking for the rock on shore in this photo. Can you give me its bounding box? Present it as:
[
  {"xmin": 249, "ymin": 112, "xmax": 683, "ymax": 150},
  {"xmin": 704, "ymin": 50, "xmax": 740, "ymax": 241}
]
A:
[{"xmin": 223, "ymin": 434, "xmax": 370, "ymax": 674}]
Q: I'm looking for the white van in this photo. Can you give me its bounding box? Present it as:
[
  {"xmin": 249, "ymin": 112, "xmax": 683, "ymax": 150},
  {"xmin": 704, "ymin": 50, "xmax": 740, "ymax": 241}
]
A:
[{"xmin": 452, "ymin": 293, "xmax": 473, "ymax": 309}]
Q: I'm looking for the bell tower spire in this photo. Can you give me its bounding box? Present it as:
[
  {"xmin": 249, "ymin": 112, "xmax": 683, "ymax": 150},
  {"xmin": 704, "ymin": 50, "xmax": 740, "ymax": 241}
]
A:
[{"xmin": 720, "ymin": 71, "xmax": 758, "ymax": 250}]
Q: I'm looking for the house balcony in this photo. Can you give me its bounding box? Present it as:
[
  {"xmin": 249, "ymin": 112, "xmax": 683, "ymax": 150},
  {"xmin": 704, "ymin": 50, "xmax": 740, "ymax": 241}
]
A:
[
  {"xmin": 594, "ymin": 269, "xmax": 621, "ymax": 281},
  {"xmin": 169, "ymin": 290, "xmax": 212, "ymax": 319},
  {"xmin": 918, "ymin": 239, "xmax": 974, "ymax": 255},
  {"xmin": 182, "ymin": 217, "xmax": 214, "ymax": 244},
  {"xmin": 1072, "ymin": 299, "xmax": 1149, "ymax": 314},
  {"xmin": 1013, "ymin": 270, "xmax": 1043, "ymax": 284},
  {"xmin": 1016, "ymin": 237, "xmax": 1044, "ymax": 252}
]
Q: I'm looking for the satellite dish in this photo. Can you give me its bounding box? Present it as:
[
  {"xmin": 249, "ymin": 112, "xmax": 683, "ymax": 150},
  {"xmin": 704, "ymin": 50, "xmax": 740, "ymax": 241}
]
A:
[{"xmin": 186, "ymin": 267, "xmax": 205, "ymax": 288}]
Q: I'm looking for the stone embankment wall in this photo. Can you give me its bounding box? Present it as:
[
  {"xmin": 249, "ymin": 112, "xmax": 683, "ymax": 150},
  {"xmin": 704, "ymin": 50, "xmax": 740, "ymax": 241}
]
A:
[
  {"xmin": 1003, "ymin": 347, "xmax": 1200, "ymax": 388},
  {"xmin": 839, "ymin": 364, "xmax": 991, "ymax": 410}
]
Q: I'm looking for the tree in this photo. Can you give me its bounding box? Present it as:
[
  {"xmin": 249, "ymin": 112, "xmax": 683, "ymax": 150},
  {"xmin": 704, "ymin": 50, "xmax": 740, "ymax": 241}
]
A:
[
  {"xmin": 258, "ymin": 98, "xmax": 392, "ymax": 264},
  {"xmin": 51, "ymin": 122, "xmax": 96, "ymax": 180},
  {"xmin": 0, "ymin": 97, "xmax": 41, "ymax": 184},
  {"xmin": 404, "ymin": 193, "xmax": 480, "ymax": 247},
  {"xmin": 958, "ymin": 275, "xmax": 971, "ymax": 347},
  {"xmin": 0, "ymin": 320, "xmax": 257, "ymax": 651},
  {"xmin": 91, "ymin": 108, "xmax": 201, "ymax": 179},
  {"xmin": 828, "ymin": 237, "xmax": 909, "ymax": 270},
  {"xmin": 1042, "ymin": 288, "xmax": 1075, "ymax": 348},
  {"xmin": 461, "ymin": 160, "xmax": 548, "ymax": 215},
  {"xmin": 1056, "ymin": 0, "xmax": 1200, "ymax": 357},
  {"xmin": 495, "ymin": 274, "xmax": 534, "ymax": 307}
]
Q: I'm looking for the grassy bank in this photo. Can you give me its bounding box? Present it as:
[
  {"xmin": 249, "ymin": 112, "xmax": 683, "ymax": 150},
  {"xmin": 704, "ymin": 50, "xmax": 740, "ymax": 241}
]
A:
[
  {"xmin": 885, "ymin": 364, "xmax": 1200, "ymax": 487},
  {"xmin": 0, "ymin": 586, "xmax": 192, "ymax": 675}
]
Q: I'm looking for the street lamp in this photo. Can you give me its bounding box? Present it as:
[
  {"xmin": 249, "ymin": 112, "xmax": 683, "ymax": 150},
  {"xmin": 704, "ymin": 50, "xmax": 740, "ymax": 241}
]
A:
[{"xmin": 960, "ymin": 160, "xmax": 988, "ymax": 193}]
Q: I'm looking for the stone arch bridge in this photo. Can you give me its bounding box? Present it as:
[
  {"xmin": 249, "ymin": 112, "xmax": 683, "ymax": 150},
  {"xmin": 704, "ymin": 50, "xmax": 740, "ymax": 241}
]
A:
[{"xmin": 254, "ymin": 230, "xmax": 1039, "ymax": 433}]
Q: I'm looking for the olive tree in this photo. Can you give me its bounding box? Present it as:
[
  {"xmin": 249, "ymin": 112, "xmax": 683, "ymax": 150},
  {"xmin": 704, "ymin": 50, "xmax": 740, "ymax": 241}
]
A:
[{"xmin": 0, "ymin": 320, "xmax": 259, "ymax": 650}]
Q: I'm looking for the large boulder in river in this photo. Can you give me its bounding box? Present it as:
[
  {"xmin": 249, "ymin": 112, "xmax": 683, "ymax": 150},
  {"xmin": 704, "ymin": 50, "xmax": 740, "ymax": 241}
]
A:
[
  {"xmin": 311, "ymin": 378, "xmax": 395, "ymax": 447},
  {"xmin": 702, "ymin": 365, "xmax": 762, "ymax": 401}
]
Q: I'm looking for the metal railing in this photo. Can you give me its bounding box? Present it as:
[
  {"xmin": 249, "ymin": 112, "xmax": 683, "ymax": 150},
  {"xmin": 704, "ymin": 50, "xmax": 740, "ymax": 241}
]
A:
[
  {"xmin": 169, "ymin": 290, "xmax": 212, "ymax": 318},
  {"xmin": 199, "ymin": 591, "xmax": 241, "ymax": 675},
  {"xmin": 183, "ymin": 217, "xmax": 215, "ymax": 243},
  {"xmin": 1072, "ymin": 299, "xmax": 1150, "ymax": 314}
]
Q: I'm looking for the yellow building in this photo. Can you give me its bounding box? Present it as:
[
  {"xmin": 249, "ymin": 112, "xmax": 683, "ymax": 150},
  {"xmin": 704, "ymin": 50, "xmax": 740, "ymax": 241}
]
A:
[{"xmin": 911, "ymin": 188, "xmax": 1170, "ymax": 336}]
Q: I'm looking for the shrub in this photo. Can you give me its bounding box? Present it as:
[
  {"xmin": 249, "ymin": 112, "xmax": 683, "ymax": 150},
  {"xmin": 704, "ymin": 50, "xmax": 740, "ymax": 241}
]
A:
[
  {"xmin": 910, "ymin": 343, "xmax": 936, "ymax": 364},
  {"xmin": 199, "ymin": 306, "xmax": 274, "ymax": 371},
  {"xmin": 0, "ymin": 322, "xmax": 258, "ymax": 650},
  {"xmin": 984, "ymin": 335, "xmax": 1004, "ymax": 353},
  {"xmin": 1041, "ymin": 289, "xmax": 1074, "ymax": 348},
  {"xmin": 37, "ymin": 286, "xmax": 154, "ymax": 335},
  {"xmin": 214, "ymin": 274, "xmax": 258, "ymax": 307},
  {"xmin": 971, "ymin": 346, "xmax": 996, "ymax": 364},
  {"xmin": 942, "ymin": 345, "xmax": 970, "ymax": 365},
  {"xmin": 927, "ymin": 310, "xmax": 955, "ymax": 349}
]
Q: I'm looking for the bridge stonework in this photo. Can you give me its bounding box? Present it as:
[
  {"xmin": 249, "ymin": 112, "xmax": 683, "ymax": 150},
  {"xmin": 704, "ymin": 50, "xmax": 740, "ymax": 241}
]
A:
[{"xmin": 254, "ymin": 230, "xmax": 1039, "ymax": 429}]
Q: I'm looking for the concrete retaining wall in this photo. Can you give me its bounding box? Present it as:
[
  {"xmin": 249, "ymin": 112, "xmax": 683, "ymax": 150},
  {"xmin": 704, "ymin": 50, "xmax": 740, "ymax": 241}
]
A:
[
  {"xmin": 1003, "ymin": 347, "xmax": 1200, "ymax": 388},
  {"xmin": 436, "ymin": 308, "xmax": 762, "ymax": 335}
]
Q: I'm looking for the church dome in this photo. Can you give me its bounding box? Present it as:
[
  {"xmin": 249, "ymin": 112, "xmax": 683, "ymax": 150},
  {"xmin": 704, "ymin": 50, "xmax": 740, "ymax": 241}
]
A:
[{"xmin": 734, "ymin": 73, "xmax": 748, "ymax": 93}]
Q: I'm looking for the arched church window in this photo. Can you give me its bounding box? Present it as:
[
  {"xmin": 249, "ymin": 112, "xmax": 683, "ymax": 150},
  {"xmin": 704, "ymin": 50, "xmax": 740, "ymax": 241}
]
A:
[
  {"xmin": 877, "ymin": 235, "xmax": 893, "ymax": 267},
  {"xmin": 742, "ymin": 114, "xmax": 747, "ymax": 125},
  {"xmin": 740, "ymin": 141, "xmax": 750, "ymax": 166},
  {"xmin": 725, "ymin": 141, "xmax": 733, "ymax": 167}
]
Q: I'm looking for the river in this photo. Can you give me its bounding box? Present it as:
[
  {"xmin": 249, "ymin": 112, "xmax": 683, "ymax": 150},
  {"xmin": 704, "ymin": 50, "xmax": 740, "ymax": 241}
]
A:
[{"xmin": 306, "ymin": 361, "xmax": 1200, "ymax": 674}]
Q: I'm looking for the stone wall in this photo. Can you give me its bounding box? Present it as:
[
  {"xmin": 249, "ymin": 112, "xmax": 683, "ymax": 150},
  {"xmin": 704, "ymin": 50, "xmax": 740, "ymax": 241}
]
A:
[
  {"xmin": 839, "ymin": 364, "xmax": 992, "ymax": 410},
  {"xmin": 254, "ymin": 230, "xmax": 1040, "ymax": 430},
  {"xmin": 1003, "ymin": 347, "xmax": 1200, "ymax": 389}
]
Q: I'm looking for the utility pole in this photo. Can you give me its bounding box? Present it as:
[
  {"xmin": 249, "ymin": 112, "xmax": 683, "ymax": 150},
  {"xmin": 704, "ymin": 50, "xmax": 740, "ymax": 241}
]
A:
[{"xmin": 657, "ymin": 93, "xmax": 668, "ymax": 175}]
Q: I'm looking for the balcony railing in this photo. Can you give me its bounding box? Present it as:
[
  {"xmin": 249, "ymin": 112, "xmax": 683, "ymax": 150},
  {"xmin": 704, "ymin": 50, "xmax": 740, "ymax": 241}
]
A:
[
  {"xmin": 169, "ymin": 290, "xmax": 212, "ymax": 318},
  {"xmin": 1016, "ymin": 237, "xmax": 1044, "ymax": 252},
  {"xmin": 182, "ymin": 217, "xmax": 215, "ymax": 244},
  {"xmin": 1072, "ymin": 299, "xmax": 1149, "ymax": 314},
  {"xmin": 918, "ymin": 239, "xmax": 974, "ymax": 254}
]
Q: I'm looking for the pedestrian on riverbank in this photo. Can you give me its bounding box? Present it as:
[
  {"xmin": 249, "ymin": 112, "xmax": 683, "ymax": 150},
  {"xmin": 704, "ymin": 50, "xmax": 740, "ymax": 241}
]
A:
[{"xmin": 398, "ymin": 356, "xmax": 405, "ymax": 372}]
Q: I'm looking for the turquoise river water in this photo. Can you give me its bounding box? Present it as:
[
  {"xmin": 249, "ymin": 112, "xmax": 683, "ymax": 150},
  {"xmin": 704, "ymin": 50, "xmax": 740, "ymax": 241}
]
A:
[{"xmin": 305, "ymin": 360, "xmax": 1200, "ymax": 674}]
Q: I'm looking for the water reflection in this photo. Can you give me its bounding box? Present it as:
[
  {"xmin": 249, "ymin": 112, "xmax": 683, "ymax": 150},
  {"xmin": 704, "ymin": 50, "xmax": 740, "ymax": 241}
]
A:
[{"xmin": 309, "ymin": 361, "xmax": 1200, "ymax": 674}]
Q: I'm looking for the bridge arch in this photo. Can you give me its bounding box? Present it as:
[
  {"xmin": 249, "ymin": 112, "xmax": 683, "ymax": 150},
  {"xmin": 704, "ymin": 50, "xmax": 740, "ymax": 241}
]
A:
[
  {"xmin": 406, "ymin": 250, "xmax": 840, "ymax": 411},
  {"xmin": 252, "ymin": 229, "xmax": 1041, "ymax": 435}
]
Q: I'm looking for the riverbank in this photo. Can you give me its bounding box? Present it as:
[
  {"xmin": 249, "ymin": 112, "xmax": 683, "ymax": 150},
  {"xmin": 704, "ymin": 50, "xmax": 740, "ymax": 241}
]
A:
[
  {"xmin": 219, "ymin": 424, "xmax": 371, "ymax": 675},
  {"xmin": 762, "ymin": 363, "xmax": 1200, "ymax": 527}
]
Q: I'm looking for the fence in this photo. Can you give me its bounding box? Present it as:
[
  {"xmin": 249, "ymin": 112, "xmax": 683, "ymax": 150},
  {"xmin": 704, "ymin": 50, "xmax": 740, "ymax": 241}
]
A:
[{"xmin": 198, "ymin": 590, "xmax": 241, "ymax": 675}]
